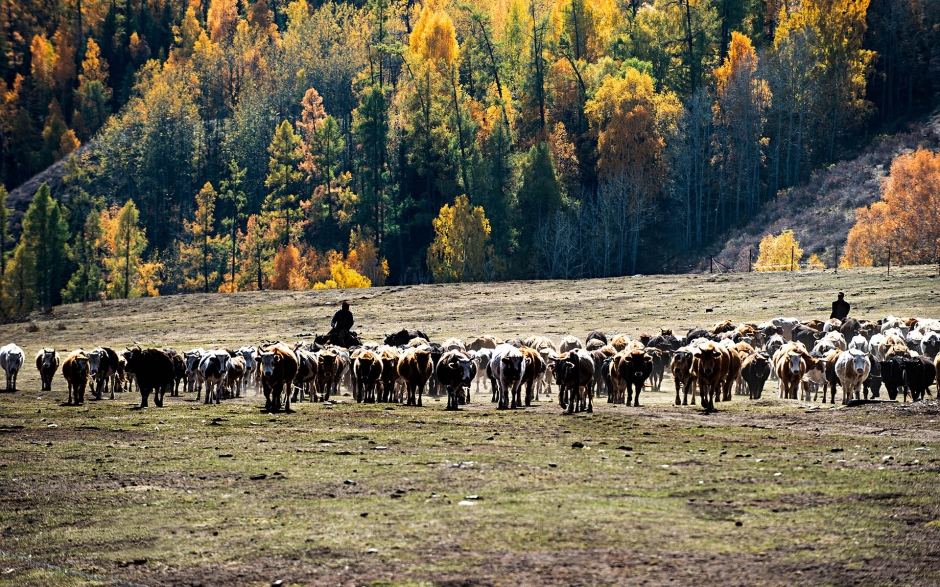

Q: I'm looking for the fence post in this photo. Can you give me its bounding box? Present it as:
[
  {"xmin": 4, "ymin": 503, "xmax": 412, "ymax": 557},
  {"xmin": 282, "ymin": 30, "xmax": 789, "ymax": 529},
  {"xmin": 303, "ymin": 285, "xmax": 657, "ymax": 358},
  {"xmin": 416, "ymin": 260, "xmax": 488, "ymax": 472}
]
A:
[
  {"xmin": 790, "ymin": 246, "xmax": 794, "ymax": 271},
  {"xmin": 887, "ymin": 248, "xmax": 891, "ymax": 276},
  {"xmin": 710, "ymin": 256, "xmax": 714, "ymax": 274},
  {"xmin": 834, "ymin": 244, "xmax": 838, "ymax": 274},
  {"xmin": 748, "ymin": 248, "xmax": 752, "ymax": 273}
]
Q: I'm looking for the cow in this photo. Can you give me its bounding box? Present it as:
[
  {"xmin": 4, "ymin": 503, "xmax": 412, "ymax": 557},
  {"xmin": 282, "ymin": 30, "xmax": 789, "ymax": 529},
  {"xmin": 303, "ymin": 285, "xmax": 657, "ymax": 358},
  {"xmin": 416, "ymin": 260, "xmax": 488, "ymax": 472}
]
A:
[
  {"xmin": 437, "ymin": 350, "xmax": 476, "ymax": 410},
  {"xmin": 378, "ymin": 346, "xmax": 401, "ymax": 403},
  {"xmin": 920, "ymin": 331, "xmax": 940, "ymax": 359},
  {"xmin": 586, "ymin": 330, "xmax": 608, "ymax": 347},
  {"xmin": 774, "ymin": 343, "xmax": 809, "ymax": 400},
  {"xmin": 314, "ymin": 348, "xmax": 340, "ymax": 402},
  {"xmin": 769, "ymin": 317, "xmax": 800, "ymax": 341},
  {"xmin": 839, "ymin": 317, "xmax": 861, "ymax": 340},
  {"xmin": 589, "ymin": 346, "xmax": 616, "ymax": 399},
  {"xmin": 258, "ymin": 343, "xmax": 298, "ymax": 412},
  {"xmin": 236, "ymin": 346, "xmax": 258, "ymax": 390},
  {"xmin": 791, "ymin": 325, "xmax": 823, "ymax": 350},
  {"xmin": 519, "ymin": 346, "xmax": 545, "ymax": 406},
  {"xmin": 398, "ymin": 347, "xmax": 433, "ymax": 407},
  {"xmin": 801, "ymin": 351, "xmax": 828, "ymax": 402},
  {"xmin": 352, "ymin": 349, "xmax": 383, "ymax": 403},
  {"xmin": 199, "ymin": 350, "xmax": 230, "ymax": 404},
  {"xmin": 719, "ymin": 345, "xmax": 743, "ymax": 402},
  {"xmin": 488, "ymin": 344, "xmax": 526, "ymax": 410},
  {"xmin": 836, "ymin": 349, "xmax": 872, "ymax": 404},
  {"xmin": 442, "ymin": 338, "xmax": 467, "ymax": 352},
  {"xmin": 384, "ymin": 329, "xmax": 430, "ymax": 347},
  {"xmin": 646, "ymin": 348, "xmax": 669, "ymax": 393},
  {"xmin": 468, "ymin": 335, "xmax": 500, "ymax": 351},
  {"xmin": 671, "ymin": 347, "xmax": 695, "ymax": 405},
  {"xmin": 124, "ymin": 347, "xmax": 175, "ymax": 408},
  {"xmin": 226, "ymin": 355, "xmax": 247, "ymax": 398},
  {"xmin": 609, "ymin": 349, "xmax": 652, "ymax": 406},
  {"xmin": 35, "ymin": 348, "xmax": 59, "ymax": 392},
  {"xmin": 62, "ymin": 350, "xmax": 90, "ymax": 405},
  {"xmin": 862, "ymin": 358, "xmax": 882, "ymax": 399},
  {"xmin": 293, "ymin": 349, "xmax": 319, "ymax": 402},
  {"xmin": 559, "ymin": 335, "xmax": 583, "ymax": 354},
  {"xmin": 170, "ymin": 353, "xmax": 186, "ymax": 396},
  {"xmin": 905, "ymin": 355, "xmax": 936, "ymax": 402},
  {"xmin": 611, "ymin": 334, "xmax": 633, "ymax": 351},
  {"xmin": 184, "ymin": 349, "xmax": 204, "ymax": 395},
  {"xmin": 553, "ymin": 349, "xmax": 594, "ymax": 414},
  {"xmin": 848, "ymin": 335, "xmax": 870, "ymax": 355},
  {"xmin": 0, "ymin": 344, "xmax": 25, "ymax": 392},
  {"xmin": 684, "ymin": 327, "xmax": 710, "ymax": 345},
  {"xmin": 690, "ymin": 341, "xmax": 729, "ymax": 411},
  {"xmin": 741, "ymin": 352, "xmax": 771, "ymax": 399},
  {"xmin": 470, "ymin": 348, "xmax": 493, "ymax": 396}
]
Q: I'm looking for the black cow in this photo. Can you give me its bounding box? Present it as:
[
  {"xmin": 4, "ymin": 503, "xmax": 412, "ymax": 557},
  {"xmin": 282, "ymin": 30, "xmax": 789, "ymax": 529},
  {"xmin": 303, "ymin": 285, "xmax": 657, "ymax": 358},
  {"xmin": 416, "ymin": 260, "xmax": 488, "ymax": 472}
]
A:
[
  {"xmin": 792, "ymin": 325, "xmax": 823, "ymax": 350},
  {"xmin": 124, "ymin": 348, "xmax": 175, "ymax": 408},
  {"xmin": 741, "ymin": 352, "xmax": 771, "ymax": 399},
  {"xmin": 585, "ymin": 330, "xmax": 608, "ymax": 347},
  {"xmin": 839, "ymin": 318, "xmax": 861, "ymax": 340},
  {"xmin": 685, "ymin": 328, "xmax": 710, "ymax": 345},
  {"xmin": 171, "ymin": 353, "xmax": 186, "ymax": 396},
  {"xmin": 906, "ymin": 355, "xmax": 936, "ymax": 401},
  {"xmin": 437, "ymin": 350, "xmax": 477, "ymax": 410},
  {"xmin": 863, "ymin": 358, "xmax": 882, "ymax": 399},
  {"xmin": 647, "ymin": 334, "xmax": 681, "ymax": 352},
  {"xmin": 383, "ymin": 329, "xmax": 430, "ymax": 347}
]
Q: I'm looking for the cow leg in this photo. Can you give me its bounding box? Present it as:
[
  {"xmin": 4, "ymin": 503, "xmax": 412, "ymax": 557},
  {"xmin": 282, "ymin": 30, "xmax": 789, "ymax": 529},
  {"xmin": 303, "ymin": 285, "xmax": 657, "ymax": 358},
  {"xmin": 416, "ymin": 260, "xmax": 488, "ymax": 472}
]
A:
[{"xmin": 633, "ymin": 383, "xmax": 642, "ymax": 407}]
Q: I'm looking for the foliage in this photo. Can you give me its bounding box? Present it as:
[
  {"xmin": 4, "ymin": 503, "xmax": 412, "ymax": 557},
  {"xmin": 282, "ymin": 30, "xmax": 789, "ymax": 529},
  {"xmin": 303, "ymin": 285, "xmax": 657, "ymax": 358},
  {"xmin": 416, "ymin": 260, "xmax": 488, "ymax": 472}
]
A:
[
  {"xmin": 754, "ymin": 229, "xmax": 803, "ymax": 271},
  {"xmin": 843, "ymin": 148, "xmax": 940, "ymax": 267},
  {"xmin": 178, "ymin": 182, "xmax": 230, "ymax": 293},
  {"xmin": 427, "ymin": 195, "xmax": 492, "ymax": 283},
  {"xmin": 104, "ymin": 200, "xmax": 148, "ymax": 299},
  {"xmin": 312, "ymin": 253, "xmax": 372, "ymax": 289},
  {"xmin": 20, "ymin": 183, "xmax": 70, "ymax": 310}
]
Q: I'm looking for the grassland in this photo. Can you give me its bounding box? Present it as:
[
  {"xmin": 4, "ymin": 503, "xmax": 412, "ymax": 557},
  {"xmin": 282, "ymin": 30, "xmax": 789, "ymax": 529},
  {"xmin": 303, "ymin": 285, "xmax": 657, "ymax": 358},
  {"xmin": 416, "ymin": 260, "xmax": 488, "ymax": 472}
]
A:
[{"xmin": 1, "ymin": 266, "xmax": 940, "ymax": 586}]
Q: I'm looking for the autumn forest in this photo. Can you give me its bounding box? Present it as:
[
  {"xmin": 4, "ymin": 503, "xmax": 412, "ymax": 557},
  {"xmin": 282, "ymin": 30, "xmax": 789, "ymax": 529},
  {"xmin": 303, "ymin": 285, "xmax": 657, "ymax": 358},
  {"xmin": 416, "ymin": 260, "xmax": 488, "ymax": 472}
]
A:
[{"xmin": 0, "ymin": 0, "xmax": 938, "ymax": 315}]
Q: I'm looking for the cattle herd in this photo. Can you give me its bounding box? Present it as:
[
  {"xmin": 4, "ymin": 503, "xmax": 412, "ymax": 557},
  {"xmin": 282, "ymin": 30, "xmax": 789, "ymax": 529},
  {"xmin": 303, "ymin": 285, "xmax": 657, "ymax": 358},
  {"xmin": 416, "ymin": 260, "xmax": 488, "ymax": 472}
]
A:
[{"xmin": 0, "ymin": 315, "xmax": 938, "ymax": 413}]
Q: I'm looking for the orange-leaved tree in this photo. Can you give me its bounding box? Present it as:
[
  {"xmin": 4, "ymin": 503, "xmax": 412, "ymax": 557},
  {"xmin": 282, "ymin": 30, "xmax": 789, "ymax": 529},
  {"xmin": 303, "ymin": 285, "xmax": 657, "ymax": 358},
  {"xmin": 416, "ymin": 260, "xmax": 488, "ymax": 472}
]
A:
[
  {"xmin": 754, "ymin": 229, "xmax": 803, "ymax": 271},
  {"xmin": 843, "ymin": 148, "xmax": 940, "ymax": 267}
]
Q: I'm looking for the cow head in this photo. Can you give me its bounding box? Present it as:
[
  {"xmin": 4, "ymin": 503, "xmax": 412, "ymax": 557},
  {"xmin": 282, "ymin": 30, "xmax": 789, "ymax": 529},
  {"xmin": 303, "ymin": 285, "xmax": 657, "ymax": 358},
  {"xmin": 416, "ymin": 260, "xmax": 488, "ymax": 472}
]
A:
[
  {"xmin": 260, "ymin": 351, "xmax": 280, "ymax": 377},
  {"xmin": 628, "ymin": 350, "xmax": 652, "ymax": 379},
  {"xmin": 40, "ymin": 349, "xmax": 56, "ymax": 369},
  {"xmin": 785, "ymin": 351, "xmax": 803, "ymax": 374},
  {"xmin": 185, "ymin": 352, "xmax": 202, "ymax": 375},
  {"xmin": 695, "ymin": 345, "xmax": 720, "ymax": 376},
  {"xmin": 86, "ymin": 350, "xmax": 102, "ymax": 379},
  {"xmin": 851, "ymin": 351, "xmax": 869, "ymax": 374},
  {"xmin": 73, "ymin": 355, "xmax": 89, "ymax": 377}
]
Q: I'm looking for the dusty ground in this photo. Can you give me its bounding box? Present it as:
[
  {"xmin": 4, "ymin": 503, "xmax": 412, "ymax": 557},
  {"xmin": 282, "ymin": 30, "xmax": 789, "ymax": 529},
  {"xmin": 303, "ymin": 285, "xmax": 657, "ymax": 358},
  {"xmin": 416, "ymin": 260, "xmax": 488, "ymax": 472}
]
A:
[{"xmin": 1, "ymin": 266, "xmax": 940, "ymax": 587}]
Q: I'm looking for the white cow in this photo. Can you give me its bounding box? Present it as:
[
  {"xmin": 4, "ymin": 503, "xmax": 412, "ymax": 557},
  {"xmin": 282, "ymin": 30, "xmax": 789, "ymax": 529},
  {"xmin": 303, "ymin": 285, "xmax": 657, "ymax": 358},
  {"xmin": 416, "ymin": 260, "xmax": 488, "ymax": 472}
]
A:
[
  {"xmin": 0, "ymin": 344, "xmax": 26, "ymax": 392},
  {"xmin": 836, "ymin": 349, "xmax": 872, "ymax": 404},
  {"xmin": 771, "ymin": 317, "xmax": 800, "ymax": 341},
  {"xmin": 848, "ymin": 335, "xmax": 870, "ymax": 355},
  {"xmin": 489, "ymin": 344, "xmax": 526, "ymax": 410},
  {"xmin": 470, "ymin": 348, "xmax": 493, "ymax": 395},
  {"xmin": 198, "ymin": 350, "xmax": 230, "ymax": 404}
]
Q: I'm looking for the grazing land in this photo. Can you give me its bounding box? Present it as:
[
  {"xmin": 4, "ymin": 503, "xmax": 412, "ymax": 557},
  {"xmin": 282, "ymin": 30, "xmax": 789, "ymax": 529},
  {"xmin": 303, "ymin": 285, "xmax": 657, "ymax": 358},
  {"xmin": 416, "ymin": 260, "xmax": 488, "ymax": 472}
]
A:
[{"xmin": 2, "ymin": 266, "xmax": 940, "ymax": 587}]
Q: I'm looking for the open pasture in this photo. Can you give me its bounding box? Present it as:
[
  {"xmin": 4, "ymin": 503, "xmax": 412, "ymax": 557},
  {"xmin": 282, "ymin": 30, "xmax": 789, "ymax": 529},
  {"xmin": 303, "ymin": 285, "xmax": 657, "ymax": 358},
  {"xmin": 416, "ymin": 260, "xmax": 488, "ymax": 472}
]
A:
[{"xmin": 1, "ymin": 267, "xmax": 940, "ymax": 586}]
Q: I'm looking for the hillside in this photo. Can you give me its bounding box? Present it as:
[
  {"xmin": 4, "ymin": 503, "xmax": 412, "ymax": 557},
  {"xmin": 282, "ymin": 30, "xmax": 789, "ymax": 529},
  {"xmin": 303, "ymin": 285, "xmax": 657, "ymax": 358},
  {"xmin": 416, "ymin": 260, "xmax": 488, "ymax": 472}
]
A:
[
  {"xmin": 712, "ymin": 112, "xmax": 940, "ymax": 271},
  {"xmin": 4, "ymin": 265, "xmax": 939, "ymax": 352}
]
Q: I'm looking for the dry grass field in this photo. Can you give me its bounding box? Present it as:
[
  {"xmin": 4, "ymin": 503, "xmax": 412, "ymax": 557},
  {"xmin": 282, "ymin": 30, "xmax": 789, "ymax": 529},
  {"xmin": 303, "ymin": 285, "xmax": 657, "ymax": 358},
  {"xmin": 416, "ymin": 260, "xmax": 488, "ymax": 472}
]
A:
[{"xmin": 1, "ymin": 266, "xmax": 940, "ymax": 586}]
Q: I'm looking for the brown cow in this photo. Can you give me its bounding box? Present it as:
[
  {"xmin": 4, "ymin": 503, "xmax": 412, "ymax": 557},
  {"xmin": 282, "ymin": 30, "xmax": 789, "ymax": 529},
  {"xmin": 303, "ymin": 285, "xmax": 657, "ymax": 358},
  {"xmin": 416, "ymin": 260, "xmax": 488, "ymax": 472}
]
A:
[
  {"xmin": 519, "ymin": 346, "xmax": 545, "ymax": 406},
  {"xmin": 468, "ymin": 335, "xmax": 501, "ymax": 351},
  {"xmin": 610, "ymin": 334, "xmax": 632, "ymax": 351},
  {"xmin": 35, "ymin": 348, "xmax": 59, "ymax": 392},
  {"xmin": 378, "ymin": 346, "xmax": 401, "ymax": 402},
  {"xmin": 62, "ymin": 350, "xmax": 90, "ymax": 405},
  {"xmin": 352, "ymin": 349, "xmax": 383, "ymax": 403},
  {"xmin": 774, "ymin": 342, "xmax": 809, "ymax": 400},
  {"xmin": 314, "ymin": 348, "xmax": 339, "ymax": 402},
  {"xmin": 259, "ymin": 343, "xmax": 298, "ymax": 412},
  {"xmin": 720, "ymin": 344, "xmax": 743, "ymax": 402},
  {"xmin": 398, "ymin": 347, "xmax": 433, "ymax": 406},
  {"xmin": 293, "ymin": 349, "xmax": 319, "ymax": 402},
  {"xmin": 671, "ymin": 347, "xmax": 695, "ymax": 405},
  {"xmin": 691, "ymin": 341, "xmax": 730, "ymax": 411}
]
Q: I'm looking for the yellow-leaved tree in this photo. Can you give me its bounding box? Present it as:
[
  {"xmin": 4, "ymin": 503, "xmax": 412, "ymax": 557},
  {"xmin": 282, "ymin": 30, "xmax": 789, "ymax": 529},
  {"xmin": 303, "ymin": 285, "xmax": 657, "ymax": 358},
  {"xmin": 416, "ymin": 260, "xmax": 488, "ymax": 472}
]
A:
[
  {"xmin": 427, "ymin": 195, "xmax": 492, "ymax": 283},
  {"xmin": 102, "ymin": 200, "xmax": 150, "ymax": 298},
  {"xmin": 313, "ymin": 251, "xmax": 372, "ymax": 289},
  {"xmin": 843, "ymin": 148, "xmax": 940, "ymax": 267},
  {"xmin": 754, "ymin": 229, "xmax": 803, "ymax": 271}
]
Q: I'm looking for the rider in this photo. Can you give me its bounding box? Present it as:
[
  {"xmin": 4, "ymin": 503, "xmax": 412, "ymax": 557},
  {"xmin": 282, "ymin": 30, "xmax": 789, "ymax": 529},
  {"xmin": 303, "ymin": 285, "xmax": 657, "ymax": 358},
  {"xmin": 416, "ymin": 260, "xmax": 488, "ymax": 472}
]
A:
[
  {"xmin": 830, "ymin": 292, "xmax": 850, "ymax": 320},
  {"xmin": 328, "ymin": 301, "xmax": 354, "ymax": 338}
]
